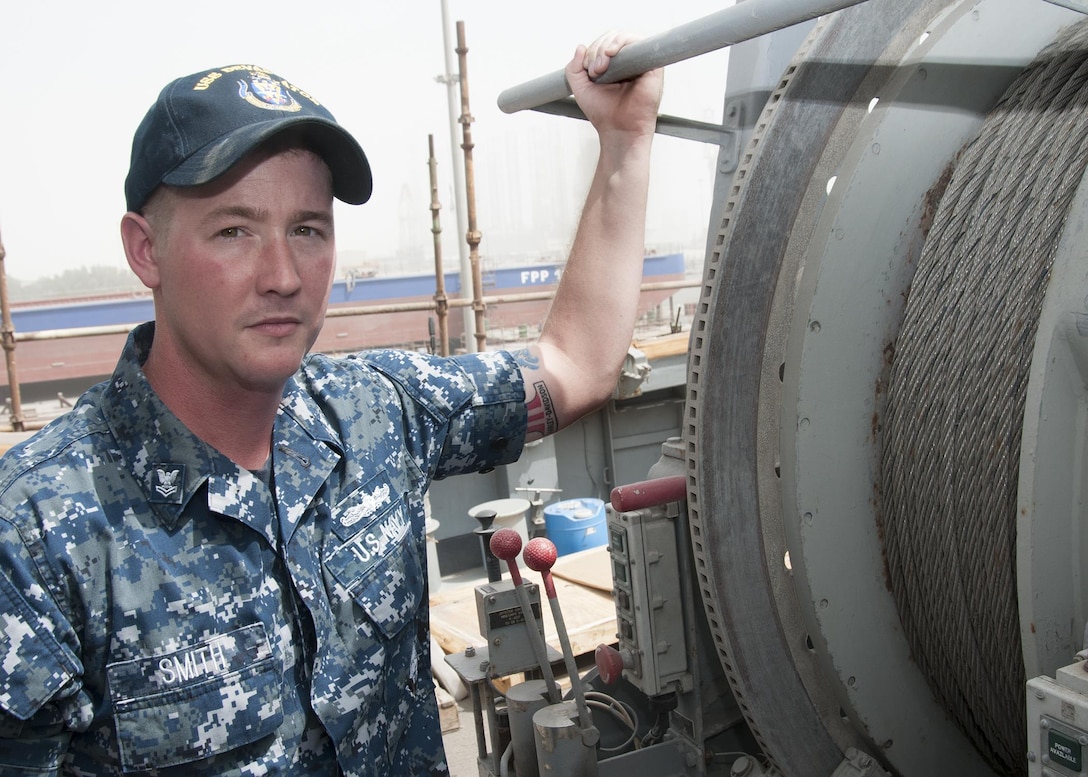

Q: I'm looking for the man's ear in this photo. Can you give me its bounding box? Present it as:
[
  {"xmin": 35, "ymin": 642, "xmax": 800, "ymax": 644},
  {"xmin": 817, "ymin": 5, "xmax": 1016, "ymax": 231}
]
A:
[{"xmin": 120, "ymin": 212, "xmax": 161, "ymax": 290}]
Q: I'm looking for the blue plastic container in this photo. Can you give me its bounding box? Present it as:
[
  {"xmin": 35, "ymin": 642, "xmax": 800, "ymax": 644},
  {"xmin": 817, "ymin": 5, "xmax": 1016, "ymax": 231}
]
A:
[{"xmin": 543, "ymin": 498, "xmax": 607, "ymax": 556}]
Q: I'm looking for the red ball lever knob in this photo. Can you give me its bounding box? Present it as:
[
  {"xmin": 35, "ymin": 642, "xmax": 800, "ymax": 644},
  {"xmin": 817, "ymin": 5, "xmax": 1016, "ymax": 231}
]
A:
[
  {"xmin": 489, "ymin": 528, "xmax": 523, "ymax": 561},
  {"xmin": 523, "ymin": 537, "xmax": 558, "ymax": 572},
  {"xmin": 523, "ymin": 538, "xmax": 559, "ymax": 598}
]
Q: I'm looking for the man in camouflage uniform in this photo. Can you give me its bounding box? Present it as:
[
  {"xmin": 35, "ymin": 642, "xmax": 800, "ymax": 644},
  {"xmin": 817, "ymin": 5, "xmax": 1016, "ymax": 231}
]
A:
[{"xmin": 0, "ymin": 32, "xmax": 662, "ymax": 776}]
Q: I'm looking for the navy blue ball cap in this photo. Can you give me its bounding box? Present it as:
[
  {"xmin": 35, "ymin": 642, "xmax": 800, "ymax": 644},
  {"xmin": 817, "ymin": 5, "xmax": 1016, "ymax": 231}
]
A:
[{"xmin": 124, "ymin": 65, "xmax": 372, "ymax": 212}]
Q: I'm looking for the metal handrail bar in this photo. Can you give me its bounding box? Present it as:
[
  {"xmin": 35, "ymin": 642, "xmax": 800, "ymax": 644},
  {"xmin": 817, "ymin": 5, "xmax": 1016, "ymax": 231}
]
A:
[
  {"xmin": 526, "ymin": 98, "xmax": 733, "ymax": 146},
  {"xmin": 496, "ymin": 0, "xmax": 873, "ymax": 115},
  {"xmin": 12, "ymin": 279, "xmax": 701, "ymax": 343},
  {"xmin": 15, "ymin": 324, "xmax": 140, "ymax": 342}
]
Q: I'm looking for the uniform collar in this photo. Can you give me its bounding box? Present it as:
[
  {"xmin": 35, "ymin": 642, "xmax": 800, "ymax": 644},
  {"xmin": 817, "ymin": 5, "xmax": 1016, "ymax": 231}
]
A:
[
  {"xmin": 103, "ymin": 323, "xmax": 226, "ymax": 530},
  {"xmin": 104, "ymin": 323, "xmax": 342, "ymax": 534}
]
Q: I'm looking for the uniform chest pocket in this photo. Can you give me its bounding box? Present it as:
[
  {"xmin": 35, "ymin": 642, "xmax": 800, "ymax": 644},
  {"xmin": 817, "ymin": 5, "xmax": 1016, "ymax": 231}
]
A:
[
  {"xmin": 106, "ymin": 623, "xmax": 283, "ymax": 773},
  {"xmin": 325, "ymin": 500, "xmax": 424, "ymax": 640}
]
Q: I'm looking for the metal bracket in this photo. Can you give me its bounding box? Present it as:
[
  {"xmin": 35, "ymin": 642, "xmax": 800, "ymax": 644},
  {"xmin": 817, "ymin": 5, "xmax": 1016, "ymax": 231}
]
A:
[
  {"xmin": 615, "ymin": 346, "xmax": 651, "ymax": 399},
  {"xmin": 530, "ymin": 98, "xmax": 737, "ymax": 149},
  {"xmin": 830, "ymin": 748, "xmax": 891, "ymax": 777},
  {"xmin": 718, "ymin": 89, "xmax": 773, "ymax": 173}
]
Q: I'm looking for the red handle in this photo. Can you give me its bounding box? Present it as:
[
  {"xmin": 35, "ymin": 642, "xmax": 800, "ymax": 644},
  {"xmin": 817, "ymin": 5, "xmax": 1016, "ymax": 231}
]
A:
[
  {"xmin": 595, "ymin": 644, "xmax": 625, "ymax": 685},
  {"xmin": 609, "ymin": 475, "xmax": 687, "ymax": 512}
]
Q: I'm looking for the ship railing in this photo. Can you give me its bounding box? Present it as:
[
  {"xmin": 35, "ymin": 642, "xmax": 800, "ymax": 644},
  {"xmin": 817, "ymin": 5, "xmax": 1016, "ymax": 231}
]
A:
[
  {"xmin": 0, "ymin": 278, "xmax": 698, "ymax": 432},
  {"xmin": 9, "ymin": 279, "xmax": 696, "ymax": 345}
]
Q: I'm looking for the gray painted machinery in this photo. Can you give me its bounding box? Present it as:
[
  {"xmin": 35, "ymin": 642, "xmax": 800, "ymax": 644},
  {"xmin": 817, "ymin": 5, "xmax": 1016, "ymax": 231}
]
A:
[{"xmin": 460, "ymin": 1, "xmax": 1088, "ymax": 774}]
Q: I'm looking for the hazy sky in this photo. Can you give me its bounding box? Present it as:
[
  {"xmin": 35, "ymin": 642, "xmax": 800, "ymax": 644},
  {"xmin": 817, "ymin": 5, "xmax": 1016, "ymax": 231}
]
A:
[{"xmin": 1, "ymin": 1, "xmax": 733, "ymax": 283}]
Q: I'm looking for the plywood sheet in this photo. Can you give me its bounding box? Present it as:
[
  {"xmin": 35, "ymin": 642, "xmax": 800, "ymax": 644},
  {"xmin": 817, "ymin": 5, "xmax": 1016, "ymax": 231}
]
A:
[
  {"xmin": 430, "ymin": 574, "xmax": 616, "ymax": 659},
  {"xmin": 550, "ymin": 545, "xmax": 613, "ymax": 593}
]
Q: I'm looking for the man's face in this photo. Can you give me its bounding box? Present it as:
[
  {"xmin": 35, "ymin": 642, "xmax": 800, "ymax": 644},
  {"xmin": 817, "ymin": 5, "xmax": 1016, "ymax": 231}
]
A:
[{"xmin": 144, "ymin": 148, "xmax": 336, "ymax": 397}]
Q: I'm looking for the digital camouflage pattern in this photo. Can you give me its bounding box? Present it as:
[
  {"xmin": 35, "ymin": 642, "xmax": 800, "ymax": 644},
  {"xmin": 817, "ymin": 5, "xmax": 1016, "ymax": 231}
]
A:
[{"xmin": 0, "ymin": 322, "xmax": 526, "ymax": 775}]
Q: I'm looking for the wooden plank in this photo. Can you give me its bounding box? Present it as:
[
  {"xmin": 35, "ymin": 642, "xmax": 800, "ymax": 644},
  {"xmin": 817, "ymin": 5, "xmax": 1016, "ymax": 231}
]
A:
[
  {"xmin": 430, "ymin": 574, "xmax": 616, "ymax": 659},
  {"xmin": 435, "ymin": 686, "xmax": 460, "ymax": 733},
  {"xmin": 550, "ymin": 546, "xmax": 613, "ymax": 593},
  {"xmin": 632, "ymin": 331, "xmax": 689, "ymax": 360}
]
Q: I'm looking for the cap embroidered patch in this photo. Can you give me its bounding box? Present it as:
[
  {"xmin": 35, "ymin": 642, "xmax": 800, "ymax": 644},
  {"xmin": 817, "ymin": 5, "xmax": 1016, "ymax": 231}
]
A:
[{"xmin": 238, "ymin": 70, "xmax": 302, "ymax": 113}]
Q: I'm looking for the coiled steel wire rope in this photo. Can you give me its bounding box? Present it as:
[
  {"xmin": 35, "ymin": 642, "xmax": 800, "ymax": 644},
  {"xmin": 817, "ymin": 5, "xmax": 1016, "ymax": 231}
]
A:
[{"xmin": 881, "ymin": 18, "xmax": 1088, "ymax": 776}]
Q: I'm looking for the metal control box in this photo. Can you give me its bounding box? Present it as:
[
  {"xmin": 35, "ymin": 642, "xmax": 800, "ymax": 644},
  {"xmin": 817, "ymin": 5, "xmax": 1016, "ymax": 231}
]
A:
[
  {"xmin": 607, "ymin": 502, "xmax": 691, "ymax": 697},
  {"xmin": 475, "ymin": 580, "xmax": 546, "ymax": 677},
  {"xmin": 1027, "ymin": 662, "xmax": 1088, "ymax": 776}
]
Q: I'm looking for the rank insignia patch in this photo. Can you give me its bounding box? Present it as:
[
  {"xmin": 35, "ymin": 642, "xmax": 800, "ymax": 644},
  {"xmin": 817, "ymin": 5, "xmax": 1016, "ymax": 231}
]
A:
[{"xmin": 150, "ymin": 464, "xmax": 185, "ymax": 504}]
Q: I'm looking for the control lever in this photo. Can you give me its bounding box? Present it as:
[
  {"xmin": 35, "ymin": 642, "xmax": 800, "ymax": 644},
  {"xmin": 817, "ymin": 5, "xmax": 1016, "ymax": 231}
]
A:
[
  {"xmin": 489, "ymin": 528, "xmax": 561, "ymax": 704},
  {"xmin": 474, "ymin": 509, "xmax": 502, "ymax": 582},
  {"xmin": 523, "ymin": 537, "xmax": 601, "ymax": 747}
]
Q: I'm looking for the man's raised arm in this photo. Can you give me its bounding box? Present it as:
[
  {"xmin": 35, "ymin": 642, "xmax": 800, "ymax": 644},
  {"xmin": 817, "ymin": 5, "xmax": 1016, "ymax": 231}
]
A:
[{"xmin": 517, "ymin": 33, "xmax": 665, "ymax": 441}]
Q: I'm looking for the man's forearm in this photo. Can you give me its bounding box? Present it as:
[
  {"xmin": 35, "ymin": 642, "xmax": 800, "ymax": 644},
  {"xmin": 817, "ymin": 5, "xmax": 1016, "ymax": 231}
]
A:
[{"xmin": 538, "ymin": 132, "xmax": 655, "ymax": 416}]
